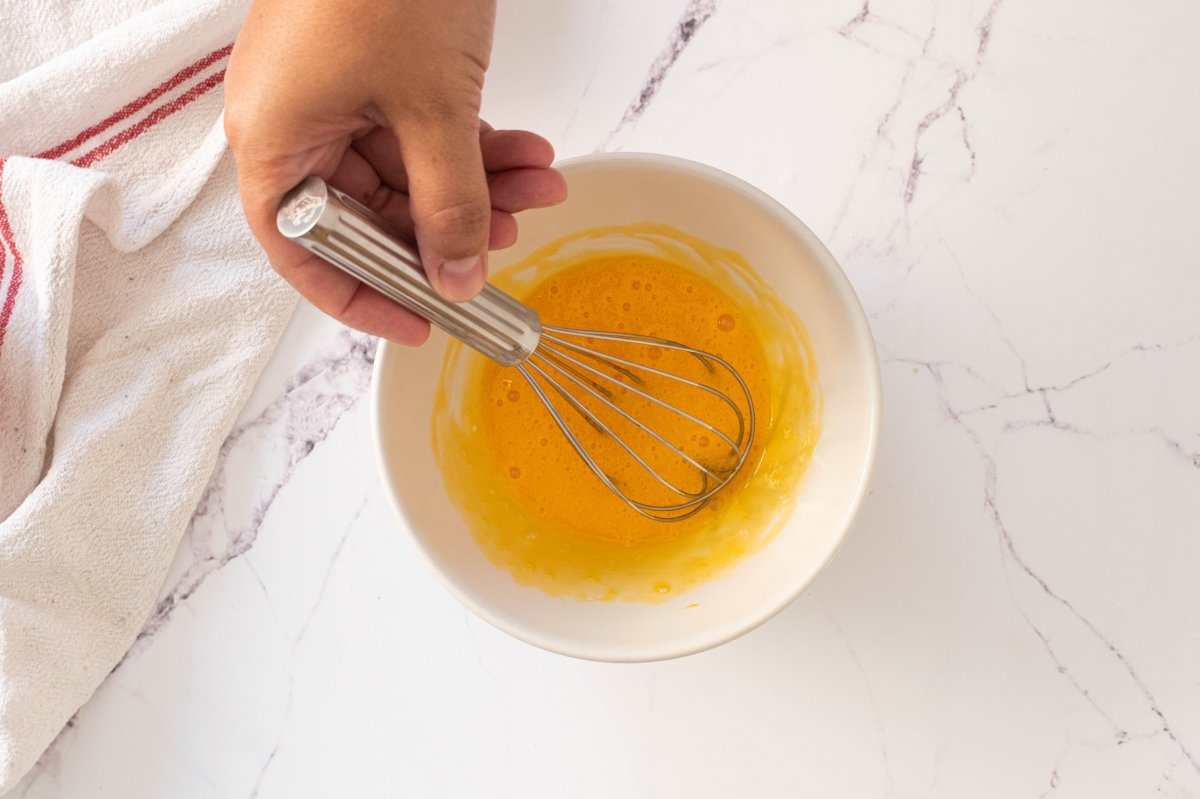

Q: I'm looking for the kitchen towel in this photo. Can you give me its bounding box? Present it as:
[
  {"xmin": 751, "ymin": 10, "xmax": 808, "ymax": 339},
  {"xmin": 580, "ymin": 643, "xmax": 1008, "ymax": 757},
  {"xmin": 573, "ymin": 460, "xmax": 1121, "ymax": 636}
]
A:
[{"xmin": 0, "ymin": 0, "xmax": 295, "ymax": 790}]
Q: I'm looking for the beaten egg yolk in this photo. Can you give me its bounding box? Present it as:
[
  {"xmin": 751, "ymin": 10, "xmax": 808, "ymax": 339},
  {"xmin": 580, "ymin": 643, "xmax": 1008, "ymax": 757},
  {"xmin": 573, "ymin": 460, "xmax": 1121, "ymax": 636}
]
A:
[
  {"xmin": 478, "ymin": 255, "xmax": 771, "ymax": 547},
  {"xmin": 433, "ymin": 225, "xmax": 820, "ymax": 603}
]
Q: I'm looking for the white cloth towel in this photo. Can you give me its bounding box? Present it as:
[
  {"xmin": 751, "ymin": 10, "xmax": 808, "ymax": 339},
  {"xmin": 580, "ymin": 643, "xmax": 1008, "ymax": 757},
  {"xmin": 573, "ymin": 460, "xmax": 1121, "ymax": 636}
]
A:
[{"xmin": 0, "ymin": 0, "xmax": 296, "ymax": 790}]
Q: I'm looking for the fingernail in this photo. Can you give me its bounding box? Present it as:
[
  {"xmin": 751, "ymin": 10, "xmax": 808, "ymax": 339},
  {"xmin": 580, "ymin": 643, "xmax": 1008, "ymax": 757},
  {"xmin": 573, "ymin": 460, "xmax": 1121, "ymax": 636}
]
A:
[{"xmin": 439, "ymin": 254, "xmax": 485, "ymax": 301}]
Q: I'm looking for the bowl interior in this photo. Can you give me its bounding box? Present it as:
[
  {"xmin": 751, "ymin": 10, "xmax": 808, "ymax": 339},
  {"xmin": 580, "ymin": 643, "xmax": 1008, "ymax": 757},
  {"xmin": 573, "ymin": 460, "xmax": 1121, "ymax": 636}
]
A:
[{"xmin": 372, "ymin": 154, "xmax": 880, "ymax": 662}]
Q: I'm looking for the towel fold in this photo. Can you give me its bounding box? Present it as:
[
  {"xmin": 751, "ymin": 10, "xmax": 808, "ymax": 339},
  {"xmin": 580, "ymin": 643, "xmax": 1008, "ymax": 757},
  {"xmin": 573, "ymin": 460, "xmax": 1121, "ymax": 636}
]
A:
[{"xmin": 0, "ymin": 0, "xmax": 296, "ymax": 790}]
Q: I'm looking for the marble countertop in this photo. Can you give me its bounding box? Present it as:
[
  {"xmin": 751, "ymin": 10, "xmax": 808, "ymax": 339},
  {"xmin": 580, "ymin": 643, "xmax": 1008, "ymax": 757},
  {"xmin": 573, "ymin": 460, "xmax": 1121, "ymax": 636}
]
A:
[{"xmin": 16, "ymin": 0, "xmax": 1200, "ymax": 796}]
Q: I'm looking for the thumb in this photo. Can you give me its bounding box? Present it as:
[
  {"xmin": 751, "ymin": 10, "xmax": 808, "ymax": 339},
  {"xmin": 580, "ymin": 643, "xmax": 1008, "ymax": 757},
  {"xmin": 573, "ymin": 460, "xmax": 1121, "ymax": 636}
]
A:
[{"xmin": 396, "ymin": 117, "xmax": 491, "ymax": 302}]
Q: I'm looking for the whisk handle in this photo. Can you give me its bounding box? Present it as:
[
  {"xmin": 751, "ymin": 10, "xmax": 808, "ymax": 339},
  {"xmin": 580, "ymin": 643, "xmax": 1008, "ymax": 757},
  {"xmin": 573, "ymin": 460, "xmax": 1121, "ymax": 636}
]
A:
[{"xmin": 275, "ymin": 176, "xmax": 541, "ymax": 366}]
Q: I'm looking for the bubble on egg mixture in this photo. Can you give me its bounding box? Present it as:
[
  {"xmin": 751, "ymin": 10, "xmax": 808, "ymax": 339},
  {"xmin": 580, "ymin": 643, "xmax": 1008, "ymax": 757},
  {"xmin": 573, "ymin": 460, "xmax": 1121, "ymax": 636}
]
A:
[{"xmin": 438, "ymin": 240, "xmax": 819, "ymax": 604}]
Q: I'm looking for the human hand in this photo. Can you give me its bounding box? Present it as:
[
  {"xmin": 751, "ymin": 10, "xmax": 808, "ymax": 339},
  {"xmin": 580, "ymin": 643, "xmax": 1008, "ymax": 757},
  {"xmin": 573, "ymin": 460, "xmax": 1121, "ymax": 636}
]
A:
[{"xmin": 224, "ymin": 0, "xmax": 566, "ymax": 344}]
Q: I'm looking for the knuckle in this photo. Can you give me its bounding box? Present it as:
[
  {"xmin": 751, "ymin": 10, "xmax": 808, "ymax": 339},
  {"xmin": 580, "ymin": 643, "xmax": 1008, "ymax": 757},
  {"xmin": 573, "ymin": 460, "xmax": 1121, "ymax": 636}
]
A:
[
  {"xmin": 408, "ymin": 94, "xmax": 476, "ymax": 127},
  {"xmin": 221, "ymin": 95, "xmax": 261, "ymax": 152},
  {"xmin": 399, "ymin": 73, "xmax": 483, "ymax": 126},
  {"xmin": 421, "ymin": 198, "xmax": 491, "ymax": 243},
  {"xmin": 222, "ymin": 103, "xmax": 245, "ymax": 148}
]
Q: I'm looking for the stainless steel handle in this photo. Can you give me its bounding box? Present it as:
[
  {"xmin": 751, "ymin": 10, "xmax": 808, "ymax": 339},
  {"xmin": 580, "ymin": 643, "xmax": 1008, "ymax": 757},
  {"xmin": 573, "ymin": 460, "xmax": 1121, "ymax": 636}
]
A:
[{"xmin": 276, "ymin": 176, "xmax": 541, "ymax": 366}]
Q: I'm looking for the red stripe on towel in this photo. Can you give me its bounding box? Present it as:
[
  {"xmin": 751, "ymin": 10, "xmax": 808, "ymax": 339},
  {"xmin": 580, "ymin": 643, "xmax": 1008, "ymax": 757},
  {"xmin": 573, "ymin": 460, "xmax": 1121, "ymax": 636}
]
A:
[
  {"xmin": 0, "ymin": 159, "xmax": 25, "ymax": 354},
  {"xmin": 35, "ymin": 43, "xmax": 233, "ymax": 161},
  {"xmin": 70, "ymin": 69, "xmax": 226, "ymax": 168},
  {"xmin": 0, "ymin": 44, "xmax": 234, "ymax": 353}
]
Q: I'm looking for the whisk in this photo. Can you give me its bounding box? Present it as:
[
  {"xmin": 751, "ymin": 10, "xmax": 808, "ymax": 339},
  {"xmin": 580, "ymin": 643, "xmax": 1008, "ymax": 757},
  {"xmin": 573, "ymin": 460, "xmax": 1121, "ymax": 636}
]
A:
[{"xmin": 277, "ymin": 176, "xmax": 756, "ymax": 521}]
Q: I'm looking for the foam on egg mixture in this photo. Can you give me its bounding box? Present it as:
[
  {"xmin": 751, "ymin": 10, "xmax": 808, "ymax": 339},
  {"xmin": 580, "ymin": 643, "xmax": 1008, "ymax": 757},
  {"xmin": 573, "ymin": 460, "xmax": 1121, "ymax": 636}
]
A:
[{"xmin": 432, "ymin": 224, "xmax": 820, "ymax": 603}]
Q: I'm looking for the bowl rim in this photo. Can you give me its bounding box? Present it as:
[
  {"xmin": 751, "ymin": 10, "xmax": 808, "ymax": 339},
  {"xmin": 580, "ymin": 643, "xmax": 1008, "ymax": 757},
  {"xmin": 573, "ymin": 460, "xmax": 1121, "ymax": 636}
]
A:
[{"xmin": 370, "ymin": 151, "xmax": 882, "ymax": 662}]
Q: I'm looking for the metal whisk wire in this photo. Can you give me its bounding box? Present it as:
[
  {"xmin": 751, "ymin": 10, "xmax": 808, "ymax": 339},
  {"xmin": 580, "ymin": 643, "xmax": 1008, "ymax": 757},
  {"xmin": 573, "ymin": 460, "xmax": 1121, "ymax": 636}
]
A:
[
  {"xmin": 277, "ymin": 176, "xmax": 758, "ymax": 522},
  {"xmin": 517, "ymin": 327, "xmax": 755, "ymax": 521}
]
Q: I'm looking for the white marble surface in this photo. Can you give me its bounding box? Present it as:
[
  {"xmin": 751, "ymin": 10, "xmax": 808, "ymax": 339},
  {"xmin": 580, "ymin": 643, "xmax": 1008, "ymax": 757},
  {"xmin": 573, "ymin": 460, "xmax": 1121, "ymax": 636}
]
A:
[{"xmin": 15, "ymin": 0, "xmax": 1200, "ymax": 796}]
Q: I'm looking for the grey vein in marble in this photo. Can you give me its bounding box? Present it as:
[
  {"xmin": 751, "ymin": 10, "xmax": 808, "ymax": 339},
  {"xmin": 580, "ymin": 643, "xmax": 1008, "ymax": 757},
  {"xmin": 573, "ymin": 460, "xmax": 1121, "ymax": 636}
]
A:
[
  {"xmin": 136, "ymin": 331, "xmax": 377, "ymax": 651},
  {"xmin": 15, "ymin": 331, "xmax": 378, "ymax": 794},
  {"xmin": 839, "ymin": 0, "xmax": 925, "ymax": 47},
  {"xmin": 987, "ymin": 459, "xmax": 1200, "ymax": 777},
  {"xmin": 598, "ymin": 0, "xmax": 718, "ymax": 151},
  {"xmin": 819, "ymin": 0, "xmax": 1198, "ymax": 761},
  {"xmin": 829, "ymin": 0, "xmax": 1005, "ymax": 249},
  {"xmin": 896, "ymin": 344, "xmax": 1200, "ymax": 779},
  {"xmin": 827, "ymin": 614, "xmax": 895, "ymax": 796},
  {"xmin": 248, "ymin": 496, "xmax": 368, "ymax": 799},
  {"xmin": 1037, "ymin": 764, "xmax": 1061, "ymax": 799},
  {"xmin": 827, "ymin": 21, "xmax": 935, "ymax": 245},
  {"xmin": 873, "ymin": 225, "xmax": 1200, "ymax": 779},
  {"xmin": 902, "ymin": 0, "xmax": 1003, "ymax": 208},
  {"xmin": 561, "ymin": 64, "xmax": 600, "ymax": 144}
]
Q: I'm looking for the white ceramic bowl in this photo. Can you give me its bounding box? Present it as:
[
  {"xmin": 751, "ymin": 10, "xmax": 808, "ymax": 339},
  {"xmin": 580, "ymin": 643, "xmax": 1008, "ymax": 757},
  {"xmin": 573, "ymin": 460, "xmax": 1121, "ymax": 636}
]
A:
[{"xmin": 371, "ymin": 153, "xmax": 880, "ymax": 662}]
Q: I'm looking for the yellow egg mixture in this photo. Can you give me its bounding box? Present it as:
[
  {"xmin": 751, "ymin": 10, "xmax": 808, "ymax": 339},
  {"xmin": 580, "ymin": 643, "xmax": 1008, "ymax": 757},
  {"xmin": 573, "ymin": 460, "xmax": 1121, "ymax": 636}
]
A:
[{"xmin": 432, "ymin": 224, "xmax": 820, "ymax": 602}]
